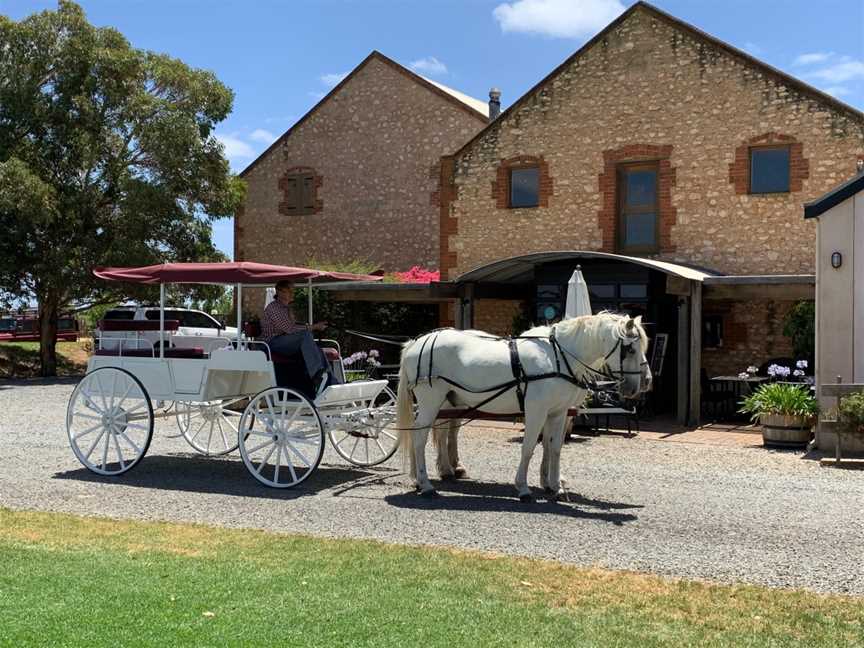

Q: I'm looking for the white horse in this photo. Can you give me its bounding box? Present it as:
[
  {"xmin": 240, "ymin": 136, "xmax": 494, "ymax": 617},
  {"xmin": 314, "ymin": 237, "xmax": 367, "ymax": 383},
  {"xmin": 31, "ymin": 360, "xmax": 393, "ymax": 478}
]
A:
[{"xmin": 396, "ymin": 313, "xmax": 651, "ymax": 500}]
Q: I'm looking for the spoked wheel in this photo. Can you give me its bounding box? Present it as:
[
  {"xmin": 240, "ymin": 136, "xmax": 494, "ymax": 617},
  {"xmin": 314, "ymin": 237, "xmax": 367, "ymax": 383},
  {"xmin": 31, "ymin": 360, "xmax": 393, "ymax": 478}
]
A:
[
  {"xmin": 238, "ymin": 388, "xmax": 325, "ymax": 488},
  {"xmin": 174, "ymin": 397, "xmax": 246, "ymax": 455},
  {"xmin": 66, "ymin": 367, "xmax": 154, "ymax": 476},
  {"xmin": 327, "ymin": 386, "xmax": 401, "ymax": 467}
]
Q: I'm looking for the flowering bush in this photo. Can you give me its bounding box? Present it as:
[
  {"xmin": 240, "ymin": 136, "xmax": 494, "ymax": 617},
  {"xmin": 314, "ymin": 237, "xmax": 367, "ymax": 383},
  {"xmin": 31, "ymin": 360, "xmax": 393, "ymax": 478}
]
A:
[
  {"xmin": 739, "ymin": 382, "xmax": 819, "ymax": 422},
  {"xmin": 342, "ymin": 349, "xmax": 381, "ymax": 372},
  {"xmin": 392, "ymin": 266, "xmax": 440, "ymax": 284}
]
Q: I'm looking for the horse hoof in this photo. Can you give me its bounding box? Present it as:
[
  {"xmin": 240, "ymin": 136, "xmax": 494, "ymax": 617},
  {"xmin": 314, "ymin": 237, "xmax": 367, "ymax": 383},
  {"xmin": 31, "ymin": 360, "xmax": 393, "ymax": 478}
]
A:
[
  {"xmin": 439, "ymin": 473, "xmax": 454, "ymax": 482},
  {"xmin": 419, "ymin": 489, "xmax": 440, "ymax": 498},
  {"xmin": 546, "ymin": 492, "xmax": 560, "ymax": 503},
  {"xmin": 454, "ymin": 468, "xmax": 468, "ymax": 479},
  {"xmin": 543, "ymin": 487, "xmax": 554, "ymax": 495},
  {"xmin": 519, "ymin": 494, "xmax": 534, "ymax": 503}
]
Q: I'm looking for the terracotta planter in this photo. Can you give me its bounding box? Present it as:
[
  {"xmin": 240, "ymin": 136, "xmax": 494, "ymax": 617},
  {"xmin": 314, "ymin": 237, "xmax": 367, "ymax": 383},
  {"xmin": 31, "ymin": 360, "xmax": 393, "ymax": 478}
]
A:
[{"xmin": 760, "ymin": 413, "xmax": 813, "ymax": 448}]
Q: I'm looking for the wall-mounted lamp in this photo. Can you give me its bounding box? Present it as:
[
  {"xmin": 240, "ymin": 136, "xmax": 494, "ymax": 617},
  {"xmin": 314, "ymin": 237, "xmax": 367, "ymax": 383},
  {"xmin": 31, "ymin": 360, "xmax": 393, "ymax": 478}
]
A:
[{"xmin": 831, "ymin": 251, "xmax": 843, "ymax": 269}]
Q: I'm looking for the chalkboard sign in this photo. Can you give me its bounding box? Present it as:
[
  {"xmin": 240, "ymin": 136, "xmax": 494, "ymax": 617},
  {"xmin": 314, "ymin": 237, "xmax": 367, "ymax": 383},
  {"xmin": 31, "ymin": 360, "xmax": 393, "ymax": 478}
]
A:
[{"xmin": 650, "ymin": 333, "xmax": 668, "ymax": 377}]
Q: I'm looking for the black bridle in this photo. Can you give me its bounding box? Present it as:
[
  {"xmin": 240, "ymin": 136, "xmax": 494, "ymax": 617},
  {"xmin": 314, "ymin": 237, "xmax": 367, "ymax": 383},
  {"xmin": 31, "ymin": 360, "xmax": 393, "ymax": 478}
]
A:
[{"xmin": 550, "ymin": 326, "xmax": 648, "ymax": 385}]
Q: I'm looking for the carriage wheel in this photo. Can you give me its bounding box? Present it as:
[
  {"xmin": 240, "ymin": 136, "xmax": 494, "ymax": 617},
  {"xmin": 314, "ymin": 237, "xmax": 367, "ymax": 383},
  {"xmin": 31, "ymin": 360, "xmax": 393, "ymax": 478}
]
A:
[
  {"xmin": 238, "ymin": 388, "xmax": 325, "ymax": 488},
  {"xmin": 174, "ymin": 397, "xmax": 245, "ymax": 455},
  {"xmin": 328, "ymin": 386, "xmax": 401, "ymax": 467},
  {"xmin": 66, "ymin": 367, "xmax": 154, "ymax": 476}
]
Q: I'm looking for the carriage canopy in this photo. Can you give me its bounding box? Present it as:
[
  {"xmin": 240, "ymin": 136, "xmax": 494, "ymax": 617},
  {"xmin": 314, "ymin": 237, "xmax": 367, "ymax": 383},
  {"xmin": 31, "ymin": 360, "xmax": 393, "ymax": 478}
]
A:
[{"xmin": 93, "ymin": 262, "xmax": 383, "ymax": 285}]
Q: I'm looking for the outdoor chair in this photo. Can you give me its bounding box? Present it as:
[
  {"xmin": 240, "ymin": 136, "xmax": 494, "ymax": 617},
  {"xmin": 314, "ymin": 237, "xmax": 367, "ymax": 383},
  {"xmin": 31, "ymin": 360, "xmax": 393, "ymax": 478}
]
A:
[{"xmin": 701, "ymin": 368, "xmax": 735, "ymax": 419}]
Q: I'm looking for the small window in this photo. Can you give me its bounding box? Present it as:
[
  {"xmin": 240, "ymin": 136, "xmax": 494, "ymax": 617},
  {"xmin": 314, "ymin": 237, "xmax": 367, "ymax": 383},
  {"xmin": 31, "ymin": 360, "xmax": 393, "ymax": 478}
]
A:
[
  {"xmin": 703, "ymin": 315, "xmax": 724, "ymax": 349},
  {"xmin": 620, "ymin": 284, "xmax": 648, "ymax": 299},
  {"xmin": 750, "ymin": 146, "xmax": 790, "ymax": 194},
  {"xmin": 282, "ymin": 173, "xmax": 317, "ymax": 215},
  {"xmin": 103, "ymin": 309, "xmax": 135, "ymax": 320},
  {"xmin": 589, "ymin": 284, "xmax": 616, "ymax": 299},
  {"xmin": 510, "ymin": 167, "xmax": 539, "ymax": 208},
  {"xmin": 617, "ymin": 164, "xmax": 658, "ymax": 252}
]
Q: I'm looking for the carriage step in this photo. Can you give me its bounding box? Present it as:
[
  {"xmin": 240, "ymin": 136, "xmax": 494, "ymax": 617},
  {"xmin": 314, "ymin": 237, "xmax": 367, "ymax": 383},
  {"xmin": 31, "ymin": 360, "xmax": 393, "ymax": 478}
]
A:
[{"xmin": 314, "ymin": 380, "xmax": 389, "ymax": 406}]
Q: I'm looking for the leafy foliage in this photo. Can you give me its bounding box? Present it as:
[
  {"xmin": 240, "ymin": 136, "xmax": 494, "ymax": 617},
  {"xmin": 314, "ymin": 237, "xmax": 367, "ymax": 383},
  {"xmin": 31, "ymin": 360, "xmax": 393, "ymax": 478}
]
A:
[
  {"xmin": 738, "ymin": 382, "xmax": 819, "ymax": 421},
  {"xmin": 838, "ymin": 391, "xmax": 864, "ymax": 431},
  {"xmin": 782, "ymin": 301, "xmax": 815, "ymax": 363},
  {"xmin": 0, "ymin": 2, "xmax": 244, "ymax": 374}
]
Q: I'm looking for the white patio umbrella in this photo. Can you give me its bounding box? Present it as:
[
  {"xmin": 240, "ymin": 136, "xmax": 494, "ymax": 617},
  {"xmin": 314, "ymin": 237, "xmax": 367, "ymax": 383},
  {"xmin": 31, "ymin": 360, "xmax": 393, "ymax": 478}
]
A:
[{"xmin": 564, "ymin": 265, "xmax": 592, "ymax": 319}]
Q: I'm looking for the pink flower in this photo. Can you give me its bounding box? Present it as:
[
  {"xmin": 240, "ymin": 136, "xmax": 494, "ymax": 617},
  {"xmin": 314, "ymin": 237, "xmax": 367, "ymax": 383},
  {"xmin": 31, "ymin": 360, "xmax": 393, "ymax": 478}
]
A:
[{"xmin": 393, "ymin": 266, "xmax": 440, "ymax": 283}]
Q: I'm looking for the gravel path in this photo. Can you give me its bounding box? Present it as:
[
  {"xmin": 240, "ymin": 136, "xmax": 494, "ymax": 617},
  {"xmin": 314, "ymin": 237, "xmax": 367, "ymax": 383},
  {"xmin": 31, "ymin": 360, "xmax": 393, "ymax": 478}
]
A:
[{"xmin": 1, "ymin": 378, "xmax": 863, "ymax": 595}]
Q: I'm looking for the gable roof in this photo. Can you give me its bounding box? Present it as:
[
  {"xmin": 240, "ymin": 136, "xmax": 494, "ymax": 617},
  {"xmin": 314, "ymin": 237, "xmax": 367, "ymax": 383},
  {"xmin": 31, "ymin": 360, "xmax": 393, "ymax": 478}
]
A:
[
  {"xmin": 452, "ymin": 1, "xmax": 864, "ymax": 160},
  {"xmin": 238, "ymin": 51, "xmax": 489, "ymax": 178},
  {"xmin": 804, "ymin": 172, "xmax": 864, "ymax": 219}
]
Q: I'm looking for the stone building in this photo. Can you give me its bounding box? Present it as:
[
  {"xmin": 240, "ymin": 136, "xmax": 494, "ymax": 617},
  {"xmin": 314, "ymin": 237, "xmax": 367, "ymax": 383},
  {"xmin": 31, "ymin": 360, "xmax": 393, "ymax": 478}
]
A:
[
  {"xmin": 235, "ymin": 51, "xmax": 489, "ymax": 316},
  {"xmin": 436, "ymin": 2, "xmax": 864, "ymax": 423}
]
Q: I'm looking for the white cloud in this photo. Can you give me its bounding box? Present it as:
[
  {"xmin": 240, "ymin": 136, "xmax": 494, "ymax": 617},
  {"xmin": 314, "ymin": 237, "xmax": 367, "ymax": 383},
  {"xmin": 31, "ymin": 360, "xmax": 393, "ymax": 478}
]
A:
[
  {"xmin": 793, "ymin": 52, "xmax": 833, "ymax": 66},
  {"xmin": 807, "ymin": 57, "xmax": 864, "ymax": 84},
  {"xmin": 319, "ymin": 72, "xmax": 348, "ymax": 87},
  {"xmin": 493, "ymin": 0, "xmax": 625, "ymax": 39},
  {"xmin": 823, "ymin": 86, "xmax": 851, "ymax": 98},
  {"xmin": 215, "ymin": 133, "xmax": 255, "ymax": 160},
  {"xmin": 410, "ymin": 56, "xmax": 448, "ymax": 76},
  {"xmin": 249, "ymin": 128, "xmax": 276, "ymax": 144}
]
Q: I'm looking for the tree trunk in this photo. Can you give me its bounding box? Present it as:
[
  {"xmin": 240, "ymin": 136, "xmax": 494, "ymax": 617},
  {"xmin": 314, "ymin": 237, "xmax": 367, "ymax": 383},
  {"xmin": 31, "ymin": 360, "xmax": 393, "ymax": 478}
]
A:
[{"xmin": 38, "ymin": 291, "xmax": 60, "ymax": 377}]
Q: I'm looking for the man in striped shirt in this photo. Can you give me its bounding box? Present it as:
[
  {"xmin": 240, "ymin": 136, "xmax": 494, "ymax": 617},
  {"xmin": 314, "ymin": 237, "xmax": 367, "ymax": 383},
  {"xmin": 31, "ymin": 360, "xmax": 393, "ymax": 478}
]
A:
[{"xmin": 262, "ymin": 280, "xmax": 337, "ymax": 394}]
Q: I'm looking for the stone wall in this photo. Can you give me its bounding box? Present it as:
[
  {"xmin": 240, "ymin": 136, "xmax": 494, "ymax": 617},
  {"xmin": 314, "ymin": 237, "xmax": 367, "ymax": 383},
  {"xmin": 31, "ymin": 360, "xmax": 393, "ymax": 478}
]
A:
[
  {"xmin": 238, "ymin": 54, "xmax": 487, "ymax": 285},
  {"xmin": 701, "ymin": 299, "xmax": 796, "ymax": 377},
  {"xmin": 441, "ymin": 5, "xmax": 864, "ymax": 280},
  {"xmin": 473, "ymin": 299, "xmax": 523, "ymax": 336}
]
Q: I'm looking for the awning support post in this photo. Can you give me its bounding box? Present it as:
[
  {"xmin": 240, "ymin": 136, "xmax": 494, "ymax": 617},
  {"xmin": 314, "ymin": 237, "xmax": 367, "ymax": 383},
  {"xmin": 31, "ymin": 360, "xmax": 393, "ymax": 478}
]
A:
[
  {"xmin": 236, "ymin": 283, "xmax": 242, "ymax": 349},
  {"xmin": 307, "ymin": 277, "xmax": 313, "ymax": 325},
  {"xmin": 159, "ymin": 283, "xmax": 165, "ymax": 359}
]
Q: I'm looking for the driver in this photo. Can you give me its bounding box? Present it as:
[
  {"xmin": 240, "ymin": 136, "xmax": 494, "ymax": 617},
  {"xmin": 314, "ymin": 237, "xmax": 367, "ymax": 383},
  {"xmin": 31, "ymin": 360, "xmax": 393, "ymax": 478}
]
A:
[{"xmin": 261, "ymin": 280, "xmax": 340, "ymax": 393}]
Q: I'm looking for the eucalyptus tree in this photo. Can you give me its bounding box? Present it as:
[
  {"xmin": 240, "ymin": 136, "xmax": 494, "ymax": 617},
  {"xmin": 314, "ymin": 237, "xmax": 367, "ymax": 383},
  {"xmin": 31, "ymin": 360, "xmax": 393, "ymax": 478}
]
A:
[{"xmin": 0, "ymin": 1, "xmax": 244, "ymax": 375}]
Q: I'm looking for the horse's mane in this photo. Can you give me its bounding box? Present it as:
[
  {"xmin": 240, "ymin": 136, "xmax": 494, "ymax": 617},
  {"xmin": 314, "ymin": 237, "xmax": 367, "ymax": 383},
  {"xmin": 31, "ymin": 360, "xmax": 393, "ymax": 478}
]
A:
[{"xmin": 548, "ymin": 311, "xmax": 649, "ymax": 353}]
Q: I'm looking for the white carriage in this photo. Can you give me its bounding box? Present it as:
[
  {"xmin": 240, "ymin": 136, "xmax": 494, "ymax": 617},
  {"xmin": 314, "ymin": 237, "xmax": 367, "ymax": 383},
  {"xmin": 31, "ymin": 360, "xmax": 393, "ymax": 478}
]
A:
[{"xmin": 66, "ymin": 262, "xmax": 400, "ymax": 488}]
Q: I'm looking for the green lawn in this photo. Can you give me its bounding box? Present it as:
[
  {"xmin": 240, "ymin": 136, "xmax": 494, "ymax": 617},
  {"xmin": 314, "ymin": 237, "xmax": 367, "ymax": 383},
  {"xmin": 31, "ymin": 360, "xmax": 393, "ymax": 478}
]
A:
[
  {"xmin": 0, "ymin": 340, "xmax": 89, "ymax": 378},
  {"xmin": 0, "ymin": 508, "xmax": 861, "ymax": 647}
]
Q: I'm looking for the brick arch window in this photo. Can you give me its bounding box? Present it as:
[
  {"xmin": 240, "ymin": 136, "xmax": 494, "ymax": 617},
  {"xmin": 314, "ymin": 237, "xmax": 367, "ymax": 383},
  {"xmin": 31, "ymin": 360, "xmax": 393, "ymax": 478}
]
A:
[
  {"xmin": 278, "ymin": 166, "xmax": 323, "ymax": 216},
  {"xmin": 597, "ymin": 144, "xmax": 676, "ymax": 254},
  {"xmin": 728, "ymin": 133, "xmax": 809, "ymax": 195},
  {"xmin": 491, "ymin": 155, "xmax": 554, "ymax": 209}
]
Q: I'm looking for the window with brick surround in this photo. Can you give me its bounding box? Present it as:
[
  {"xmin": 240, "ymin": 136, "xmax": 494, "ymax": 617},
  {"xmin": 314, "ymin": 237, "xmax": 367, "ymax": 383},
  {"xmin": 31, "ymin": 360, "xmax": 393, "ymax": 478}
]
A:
[
  {"xmin": 703, "ymin": 314, "xmax": 724, "ymax": 349},
  {"xmin": 510, "ymin": 167, "xmax": 539, "ymax": 208},
  {"xmin": 750, "ymin": 146, "xmax": 790, "ymax": 194},
  {"xmin": 617, "ymin": 162, "xmax": 659, "ymax": 253},
  {"xmin": 729, "ymin": 133, "xmax": 808, "ymax": 195},
  {"xmin": 492, "ymin": 155, "xmax": 553, "ymax": 209},
  {"xmin": 278, "ymin": 167, "xmax": 322, "ymax": 216}
]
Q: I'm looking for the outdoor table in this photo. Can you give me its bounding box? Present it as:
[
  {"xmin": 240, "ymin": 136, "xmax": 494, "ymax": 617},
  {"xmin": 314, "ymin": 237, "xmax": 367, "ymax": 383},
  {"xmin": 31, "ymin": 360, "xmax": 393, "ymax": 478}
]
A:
[{"xmin": 708, "ymin": 375, "xmax": 769, "ymax": 419}]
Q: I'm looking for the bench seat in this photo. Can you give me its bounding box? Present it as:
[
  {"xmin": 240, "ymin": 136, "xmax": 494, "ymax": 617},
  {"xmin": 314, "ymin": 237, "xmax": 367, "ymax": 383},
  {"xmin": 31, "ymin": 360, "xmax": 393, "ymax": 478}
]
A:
[{"xmin": 94, "ymin": 347, "xmax": 207, "ymax": 359}]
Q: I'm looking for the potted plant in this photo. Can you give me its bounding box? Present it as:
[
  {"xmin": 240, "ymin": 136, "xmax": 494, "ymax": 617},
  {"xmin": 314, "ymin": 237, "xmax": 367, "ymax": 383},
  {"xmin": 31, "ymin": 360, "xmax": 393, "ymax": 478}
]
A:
[{"xmin": 739, "ymin": 382, "xmax": 819, "ymax": 447}]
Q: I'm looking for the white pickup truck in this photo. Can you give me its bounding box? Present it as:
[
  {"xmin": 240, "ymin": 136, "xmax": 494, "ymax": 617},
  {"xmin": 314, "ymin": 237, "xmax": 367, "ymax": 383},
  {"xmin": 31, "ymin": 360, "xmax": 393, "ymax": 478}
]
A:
[{"xmin": 95, "ymin": 306, "xmax": 238, "ymax": 353}]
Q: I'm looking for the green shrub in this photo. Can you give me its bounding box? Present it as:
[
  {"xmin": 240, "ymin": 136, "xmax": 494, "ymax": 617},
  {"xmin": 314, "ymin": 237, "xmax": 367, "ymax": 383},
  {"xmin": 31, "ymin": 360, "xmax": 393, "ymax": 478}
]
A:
[
  {"xmin": 838, "ymin": 391, "xmax": 864, "ymax": 431},
  {"xmin": 738, "ymin": 382, "xmax": 819, "ymax": 422},
  {"xmin": 782, "ymin": 301, "xmax": 815, "ymax": 363}
]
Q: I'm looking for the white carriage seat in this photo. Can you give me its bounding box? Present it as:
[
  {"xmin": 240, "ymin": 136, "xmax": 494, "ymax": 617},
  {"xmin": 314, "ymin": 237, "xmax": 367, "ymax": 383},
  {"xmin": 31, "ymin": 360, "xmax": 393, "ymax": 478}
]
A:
[{"xmin": 315, "ymin": 379, "xmax": 388, "ymax": 407}]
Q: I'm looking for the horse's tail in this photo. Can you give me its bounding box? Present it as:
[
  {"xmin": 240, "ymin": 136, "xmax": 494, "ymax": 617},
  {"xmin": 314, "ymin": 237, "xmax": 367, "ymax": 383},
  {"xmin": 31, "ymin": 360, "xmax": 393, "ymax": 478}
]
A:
[{"xmin": 397, "ymin": 341, "xmax": 416, "ymax": 479}]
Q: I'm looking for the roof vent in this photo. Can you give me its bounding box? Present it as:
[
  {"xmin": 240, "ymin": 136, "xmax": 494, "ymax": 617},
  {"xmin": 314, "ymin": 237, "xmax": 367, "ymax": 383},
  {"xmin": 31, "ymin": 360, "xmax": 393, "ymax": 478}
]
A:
[{"xmin": 488, "ymin": 88, "xmax": 501, "ymax": 121}]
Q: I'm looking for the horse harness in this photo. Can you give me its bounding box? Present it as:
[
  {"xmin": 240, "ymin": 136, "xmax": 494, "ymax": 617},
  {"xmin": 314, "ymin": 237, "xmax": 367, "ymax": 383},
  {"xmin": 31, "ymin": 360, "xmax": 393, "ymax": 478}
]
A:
[{"xmin": 415, "ymin": 327, "xmax": 645, "ymax": 414}]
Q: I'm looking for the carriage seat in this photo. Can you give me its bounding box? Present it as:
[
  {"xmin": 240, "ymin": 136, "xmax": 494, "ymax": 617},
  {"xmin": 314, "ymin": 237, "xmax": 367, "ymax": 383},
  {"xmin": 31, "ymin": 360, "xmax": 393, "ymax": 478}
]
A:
[
  {"xmin": 94, "ymin": 347, "xmax": 207, "ymax": 359},
  {"xmin": 98, "ymin": 319, "xmax": 181, "ymax": 331}
]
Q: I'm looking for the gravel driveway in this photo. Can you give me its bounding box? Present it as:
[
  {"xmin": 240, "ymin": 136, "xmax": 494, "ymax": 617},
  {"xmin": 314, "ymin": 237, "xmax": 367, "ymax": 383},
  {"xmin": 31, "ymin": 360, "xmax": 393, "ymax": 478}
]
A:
[{"xmin": 1, "ymin": 378, "xmax": 863, "ymax": 595}]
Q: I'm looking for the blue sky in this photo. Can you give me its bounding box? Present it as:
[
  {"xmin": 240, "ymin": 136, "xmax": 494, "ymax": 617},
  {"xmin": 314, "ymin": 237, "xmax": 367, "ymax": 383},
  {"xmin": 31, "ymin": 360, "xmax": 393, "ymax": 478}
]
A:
[{"xmin": 4, "ymin": 0, "xmax": 863, "ymax": 259}]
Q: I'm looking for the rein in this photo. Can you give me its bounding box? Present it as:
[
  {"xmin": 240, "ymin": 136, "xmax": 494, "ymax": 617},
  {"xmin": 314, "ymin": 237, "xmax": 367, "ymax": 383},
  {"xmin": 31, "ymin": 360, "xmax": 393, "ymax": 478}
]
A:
[{"xmin": 410, "ymin": 324, "xmax": 645, "ymax": 415}]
